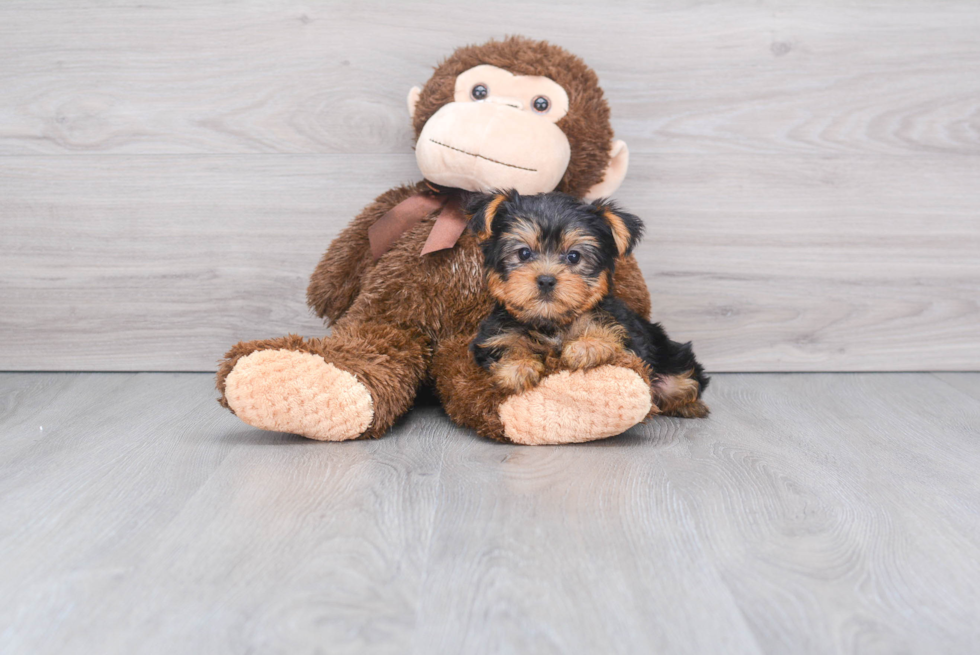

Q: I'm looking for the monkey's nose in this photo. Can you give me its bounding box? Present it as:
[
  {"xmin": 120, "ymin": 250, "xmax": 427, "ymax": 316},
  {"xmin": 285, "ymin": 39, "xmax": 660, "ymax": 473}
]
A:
[
  {"xmin": 537, "ymin": 275, "xmax": 557, "ymax": 293},
  {"xmin": 488, "ymin": 96, "xmax": 524, "ymax": 110}
]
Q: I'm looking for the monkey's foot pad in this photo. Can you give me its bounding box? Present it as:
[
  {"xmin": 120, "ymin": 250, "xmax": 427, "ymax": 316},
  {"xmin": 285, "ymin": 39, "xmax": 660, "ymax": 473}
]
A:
[
  {"xmin": 224, "ymin": 349, "xmax": 374, "ymax": 441},
  {"xmin": 498, "ymin": 365, "xmax": 653, "ymax": 445}
]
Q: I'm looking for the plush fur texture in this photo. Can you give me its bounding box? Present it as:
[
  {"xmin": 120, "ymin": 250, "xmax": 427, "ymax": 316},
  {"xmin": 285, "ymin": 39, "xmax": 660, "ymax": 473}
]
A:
[
  {"xmin": 498, "ymin": 365, "xmax": 654, "ymax": 445},
  {"xmin": 468, "ymin": 191, "xmax": 710, "ymax": 417},
  {"xmin": 217, "ymin": 37, "xmax": 690, "ymax": 443},
  {"xmin": 218, "ymin": 184, "xmax": 658, "ymax": 441},
  {"xmin": 224, "ymin": 350, "xmax": 374, "ymax": 440},
  {"xmin": 218, "ymin": 320, "xmax": 431, "ymax": 440},
  {"xmin": 412, "ymin": 36, "xmax": 614, "ymax": 198}
]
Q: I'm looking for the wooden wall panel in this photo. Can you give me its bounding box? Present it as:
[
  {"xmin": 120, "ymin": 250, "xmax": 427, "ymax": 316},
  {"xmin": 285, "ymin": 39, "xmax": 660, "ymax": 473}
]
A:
[
  {"xmin": 1, "ymin": 1, "xmax": 978, "ymax": 371},
  {"xmin": 2, "ymin": 1, "xmax": 978, "ymax": 158}
]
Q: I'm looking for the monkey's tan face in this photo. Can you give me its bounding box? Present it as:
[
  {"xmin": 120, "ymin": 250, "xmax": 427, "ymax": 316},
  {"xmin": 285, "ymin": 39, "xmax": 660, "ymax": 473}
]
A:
[{"xmin": 414, "ymin": 65, "xmax": 572, "ymax": 194}]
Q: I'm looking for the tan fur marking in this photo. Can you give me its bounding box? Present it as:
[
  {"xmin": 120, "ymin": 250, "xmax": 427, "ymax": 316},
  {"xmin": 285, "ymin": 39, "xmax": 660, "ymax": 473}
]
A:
[
  {"xmin": 603, "ymin": 209, "xmax": 632, "ymax": 255},
  {"xmin": 653, "ymin": 369, "xmax": 706, "ymax": 415},
  {"xmin": 561, "ymin": 312, "xmax": 628, "ymax": 370},
  {"xmin": 483, "ymin": 329, "xmax": 552, "ymax": 357},
  {"xmin": 509, "ymin": 218, "xmax": 542, "ymax": 251},
  {"xmin": 560, "ymin": 228, "xmax": 600, "ymax": 253},
  {"xmin": 488, "ymin": 332, "xmax": 547, "ymax": 393},
  {"xmin": 565, "ymin": 311, "xmax": 628, "ymax": 342},
  {"xmin": 480, "ymin": 193, "xmax": 508, "ymax": 240},
  {"xmin": 492, "ymin": 356, "xmax": 545, "ymax": 393},
  {"xmin": 486, "ymin": 270, "xmax": 507, "ymax": 304},
  {"xmin": 561, "ymin": 337, "xmax": 625, "ymax": 370},
  {"xmin": 670, "ymin": 400, "xmax": 710, "ymax": 418},
  {"xmin": 500, "ymin": 264, "xmax": 575, "ymax": 325},
  {"xmin": 495, "ymin": 264, "xmax": 609, "ymax": 327},
  {"xmin": 482, "ymin": 331, "xmax": 525, "ymax": 351},
  {"xmin": 552, "ymin": 269, "xmax": 609, "ymax": 321}
]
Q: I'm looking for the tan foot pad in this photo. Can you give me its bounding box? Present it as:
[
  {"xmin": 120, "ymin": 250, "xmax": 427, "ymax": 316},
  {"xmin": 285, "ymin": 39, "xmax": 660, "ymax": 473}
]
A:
[
  {"xmin": 498, "ymin": 365, "xmax": 652, "ymax": 445},
  {"xmin": 224, "ymin": 349, "xmax": 373, "ymax": 441}
]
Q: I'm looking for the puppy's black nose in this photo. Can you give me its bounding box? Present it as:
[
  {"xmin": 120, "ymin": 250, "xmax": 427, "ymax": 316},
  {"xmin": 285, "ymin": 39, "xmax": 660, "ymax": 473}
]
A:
[{"xmin": 536, "ymin": 275, "xmax": 557, "ymax": 293}]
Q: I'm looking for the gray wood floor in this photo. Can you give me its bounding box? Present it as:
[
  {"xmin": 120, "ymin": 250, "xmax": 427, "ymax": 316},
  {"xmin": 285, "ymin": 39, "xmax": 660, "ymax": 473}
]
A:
[{"xmin": 1, "ymin": 372, "xmax": 979, "ymax": 654}]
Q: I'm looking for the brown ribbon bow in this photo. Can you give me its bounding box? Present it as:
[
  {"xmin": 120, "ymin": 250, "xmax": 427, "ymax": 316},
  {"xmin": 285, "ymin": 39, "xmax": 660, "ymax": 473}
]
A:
[{"xmin": 367, "ymin": 186, "xmax": 468, "ymax": 262}]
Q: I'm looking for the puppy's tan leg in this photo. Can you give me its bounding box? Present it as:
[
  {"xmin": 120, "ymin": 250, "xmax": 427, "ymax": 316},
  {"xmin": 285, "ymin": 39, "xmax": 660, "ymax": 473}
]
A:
[
  {"xmin": 480, "ymin": 329, "xmax": 548, "ymax": 393},
  {"xmin": 561, "ymin": 313, "xmax": 628, "ymax": 371},
  {"xmin": 492, "ymin": 353, "xmax": 546, "ymax": 394}
]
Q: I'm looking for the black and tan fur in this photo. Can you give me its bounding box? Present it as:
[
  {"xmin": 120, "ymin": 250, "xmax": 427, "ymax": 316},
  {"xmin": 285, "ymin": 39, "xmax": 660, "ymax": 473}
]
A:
[{"xmin": 469, "ymin": 191, "xmax": 710, "ymax": 414}]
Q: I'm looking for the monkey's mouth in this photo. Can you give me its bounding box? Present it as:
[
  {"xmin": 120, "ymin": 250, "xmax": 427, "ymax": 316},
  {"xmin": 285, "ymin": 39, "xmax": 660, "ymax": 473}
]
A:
[{"xmin": 428, "ymin": 139, "xmax": 537, "ymax": 172}]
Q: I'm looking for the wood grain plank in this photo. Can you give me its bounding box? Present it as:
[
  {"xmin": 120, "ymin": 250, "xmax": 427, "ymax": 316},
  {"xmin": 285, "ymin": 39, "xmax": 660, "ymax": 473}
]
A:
[
  {"xmin": 77, "ymin": 411, "xmax": 449, "ymax": 655},
  {"xmin": 0, "ymin": 372, "xmax": 450, "ymax": 655},
  {"xmin": 625, "ymin": 154, "xmax": 980, "ymax": 371},
  {"xmin": 407, "ymin": 372, "xmax": 980, "ymax": 653},
  {"xmin": 410, "ymin": 421, "xmax": 764, "ymax": 655},
  {"xmin": 0, "ymin": 1, "xmax": 977, "ymax": 156},
  {"xmin": 0, "ymin": 373, "xmax": 238, "ymax": 652},
  {"xmin": 2, "ymin": 372, "xmax": 979, "ymax": 653},
  {"xmin": 679, "ymin": 373, "xmax": 980, "ymax": 653},
  {"xmin": 933, "ymin": 372, "xmax": 980, "ymax": 401},
  {"xmin": 2, "ymin": 153, "xmax": 977, "ymax": 372},
  {"xmin": 0, "ymin": 155, "xmax": 417, "ymax": 371}
]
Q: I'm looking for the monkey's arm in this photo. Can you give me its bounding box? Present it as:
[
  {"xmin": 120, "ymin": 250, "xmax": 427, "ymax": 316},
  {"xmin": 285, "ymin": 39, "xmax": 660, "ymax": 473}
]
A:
[{"xmin": 307, "ymin": 182, "xmax": 427, "ymax": 323}]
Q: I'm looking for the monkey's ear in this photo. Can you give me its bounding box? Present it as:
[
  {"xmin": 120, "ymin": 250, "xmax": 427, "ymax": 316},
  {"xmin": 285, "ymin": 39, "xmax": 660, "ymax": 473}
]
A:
[
  {"xmin": 584, "ymin": 140, "xmax": 630, "ymax": 200},
  {"xmin": 466, "ymin": 190, "xmax": 512, "ymax": 241},
  {"xmin": 407, "ymin": 86, "xmax": 422, "ymax": 119},
  {"xmin": 591, "ymin": 199, "xmax": 644, "ymax": 256}
]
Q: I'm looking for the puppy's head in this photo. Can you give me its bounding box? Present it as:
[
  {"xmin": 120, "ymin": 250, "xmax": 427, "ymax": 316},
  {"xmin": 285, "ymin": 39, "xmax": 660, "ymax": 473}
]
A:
[{"xmin": 468, "ymin": 190, "xmax": 643, "ymax": 327}]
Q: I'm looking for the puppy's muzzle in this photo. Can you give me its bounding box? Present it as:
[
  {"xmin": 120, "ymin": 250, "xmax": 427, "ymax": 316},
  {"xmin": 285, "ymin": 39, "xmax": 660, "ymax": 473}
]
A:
[{"xmin": 536, "ymin": 275, "xmax": 557, "ymax": 296}]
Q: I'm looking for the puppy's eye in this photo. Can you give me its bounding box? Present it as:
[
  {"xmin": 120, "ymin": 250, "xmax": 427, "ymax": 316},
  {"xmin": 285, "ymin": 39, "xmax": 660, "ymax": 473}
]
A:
[
  {"xmin": 518, "ymin": 247, "xmax": 532, "ymax": 261},
  {"xmin": 532, "ymin": 96, "xmax": 550, "ymax": 113},
  {"xmin": 566, "ymin": 250, "xmax": 581, "ymax": 265},
  {"xmin": 471, "ymin": 84, "xmax": 489, "ymax": 100}
]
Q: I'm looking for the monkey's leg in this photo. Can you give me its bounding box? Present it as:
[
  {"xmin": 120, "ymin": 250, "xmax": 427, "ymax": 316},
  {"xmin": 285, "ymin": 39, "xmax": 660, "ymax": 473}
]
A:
[
  {"xmin": 434, "ymin": 333, "xmax": 657, "ymax": 445},
  {"xmin": 217, "ymin": 321, "xmax": 429, "ymax": 441}
]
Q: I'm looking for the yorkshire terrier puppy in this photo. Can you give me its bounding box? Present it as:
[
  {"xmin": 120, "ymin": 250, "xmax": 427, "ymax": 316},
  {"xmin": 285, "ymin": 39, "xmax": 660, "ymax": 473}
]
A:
[{"xmin": 468, "ymin": 190, "xmax": 709, "ymax": 418}]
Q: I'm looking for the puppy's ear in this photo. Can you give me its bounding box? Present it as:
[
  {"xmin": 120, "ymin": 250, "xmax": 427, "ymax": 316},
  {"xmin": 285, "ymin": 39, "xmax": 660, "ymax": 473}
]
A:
[
  {"xmin": 591, "ymin": 199, "xmax": 644, "ymax": 256},
  {"xmin": 466, "ymin": 190, "xmax": 513, "ymax": 242}
]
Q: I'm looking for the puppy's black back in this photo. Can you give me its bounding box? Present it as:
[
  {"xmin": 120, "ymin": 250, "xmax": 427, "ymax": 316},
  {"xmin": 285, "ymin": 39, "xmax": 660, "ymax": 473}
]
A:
[{"xmin": 599, "ymin": 296, "xmax": 710, "ymax": 393}]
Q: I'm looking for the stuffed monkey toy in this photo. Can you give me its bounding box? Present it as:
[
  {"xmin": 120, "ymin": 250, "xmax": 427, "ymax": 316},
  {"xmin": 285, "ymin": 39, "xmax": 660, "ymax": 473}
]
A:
[{"xmin": 216, "ymin": 36, "xmax": 707, "ymax": 445}]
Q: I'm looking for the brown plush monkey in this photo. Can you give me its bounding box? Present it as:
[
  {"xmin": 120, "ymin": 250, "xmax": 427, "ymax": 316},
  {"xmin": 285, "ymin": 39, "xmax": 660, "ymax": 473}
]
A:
[{"xmin": 216, "ymin": 36, "xmax": 704, "ymax": 445}]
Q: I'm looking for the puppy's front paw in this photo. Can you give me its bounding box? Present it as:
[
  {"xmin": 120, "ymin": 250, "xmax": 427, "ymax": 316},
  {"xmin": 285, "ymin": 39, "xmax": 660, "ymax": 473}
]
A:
[
  {"xmin": 492, "ymin": 358, "xmax": 545, "ymax": 393},
  {"xmin": 561, "ymin": 338, "xmax": 622, "ymax": 370}
]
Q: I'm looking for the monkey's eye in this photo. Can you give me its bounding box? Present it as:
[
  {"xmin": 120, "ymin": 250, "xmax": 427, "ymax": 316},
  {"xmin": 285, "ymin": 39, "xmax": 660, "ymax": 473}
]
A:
[
  {"xmin": 471, "ymin": 84, "xmax": 489, "ymax": 100},
  {"xmin": 566, "ymin": 250, "xmax": 581, "ymax": 265},
  {"xmin": 532, "ymin": 96, "xmax": 551, "ymax": 113},
  {"xmin": 518, "ymin": 247, "xmax": 532, "ymax": 261}
]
